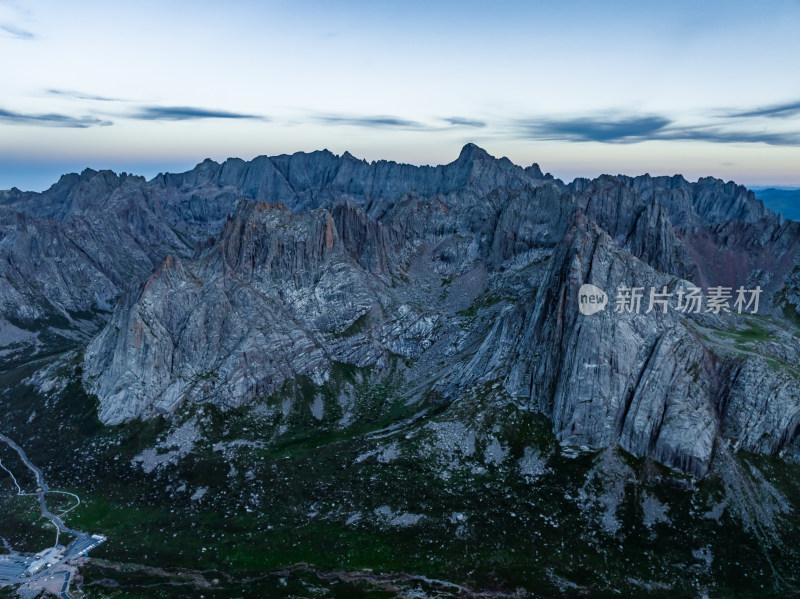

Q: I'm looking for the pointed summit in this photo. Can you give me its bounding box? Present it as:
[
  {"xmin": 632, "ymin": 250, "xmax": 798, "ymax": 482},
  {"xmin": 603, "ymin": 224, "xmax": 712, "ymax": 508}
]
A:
[
  {"xmin": 457, "ymin": 143, "xmax": 492, "ymax": 162},
  {"xmin": 80, "ymin": 167, "xmax": 99, "ymax": 180},
  {"xmin": 525, "ymin": 163, "xmax": 545, "ymax": 179}
]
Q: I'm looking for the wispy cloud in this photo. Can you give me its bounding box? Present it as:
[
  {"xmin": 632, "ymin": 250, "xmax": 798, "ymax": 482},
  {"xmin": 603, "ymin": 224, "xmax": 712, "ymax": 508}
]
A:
[
  {"xmin": 0, "ymin": 23, "xmax": 33, "ymax": 39},
  {"xmin": 727, "ymin": 100, "xmax": 800, "ymax": 119},
  {"xmin": 0, "ymin": 108, "xmax": 111, "ymax": 128},
  {"xmin": 47, "ymin": 89, "xmax": 124, "ymax": 102},
  {"xmin": 443, "ymin": 116, "xmax": 486, "ymax": 128},
  {"xmin": 657, "ymin": 127, "xmax": 800, "ymax": 146},
  {"xmin": 516, "ymin": 115, "xmax": 671, "ymax": 143},
  {"xmin": 315, "ymin": 114, "xmax": 428, "ymax": 129},
  {"xmin": 130, "ymin": 106, "xmax": 266, "ymax": 121},
  {"xmin": 514, "ymin": 114, "xmax": 800, "ymax": 146}
]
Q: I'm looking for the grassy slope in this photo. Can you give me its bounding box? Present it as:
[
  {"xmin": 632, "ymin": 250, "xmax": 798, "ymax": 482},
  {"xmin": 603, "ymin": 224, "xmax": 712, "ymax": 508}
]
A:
[{"xmin": 0, "ymin": 354, "xmax": 799, "ymax": 598}]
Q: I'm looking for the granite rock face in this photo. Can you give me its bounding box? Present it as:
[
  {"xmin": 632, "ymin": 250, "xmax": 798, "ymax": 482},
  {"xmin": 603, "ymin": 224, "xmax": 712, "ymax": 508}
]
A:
[
  {"xmin": 0, "ymin": 169, "xmax": 200, "ymax": 365},
  {"xmin": 4, "ymin": 145, "xmax": 800, "ymax": 475}
]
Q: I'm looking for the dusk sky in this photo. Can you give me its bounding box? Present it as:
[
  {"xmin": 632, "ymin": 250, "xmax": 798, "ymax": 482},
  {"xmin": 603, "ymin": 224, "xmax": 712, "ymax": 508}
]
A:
[{"xmin": 1, "ymin": 0, "xmax": 799, "ymax": 191}]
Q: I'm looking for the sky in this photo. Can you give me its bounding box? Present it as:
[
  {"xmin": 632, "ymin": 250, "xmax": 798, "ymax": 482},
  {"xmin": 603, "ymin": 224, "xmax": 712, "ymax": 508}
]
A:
[{"xmin": 1, "ymin": 0, "xmax": 800, "ymax": 191}]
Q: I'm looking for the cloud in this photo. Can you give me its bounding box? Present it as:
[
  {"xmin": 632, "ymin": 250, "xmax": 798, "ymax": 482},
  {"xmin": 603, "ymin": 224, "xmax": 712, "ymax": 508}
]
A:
[
  {"xmin": 47, "ymin": 89, "xmax": 124, "ymax": 102},
  {"xmin": 658, "ymin": 127, "xmax": 800, "ymax": 146},
  {"xmin": 315, "ymin": 114, "xmax": 428, "ymax": 129},
  {"xmin": 0, "ymin": 108, "xmax": 111, "ymax": 128},
  {"xmin": 727, "ymin": 100, "xmax": 800, "ymax": 119},
  {"xmin": 514, "ymin": 114, "xmax": 800, "ymax": 146},
  {"xmin": 517, "ymin": 115, "xmax": 671, "ymax": 143},
  {"xmin": 0, "ymin": 23, "xmax": 33, "ymax": 39},
  {"xmin": 443, "ymin": 116, "xmax": 486, "ymax": 128},
  {"xmin": 131, "ymin": 106, "xmax": 266, "ymax": 121}
]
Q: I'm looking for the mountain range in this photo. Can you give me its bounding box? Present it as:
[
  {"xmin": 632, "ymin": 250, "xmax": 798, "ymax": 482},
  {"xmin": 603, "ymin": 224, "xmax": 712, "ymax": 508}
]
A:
[{"xmin": 1, "ymin": 145, "xmax": 799, "ymax": 597}]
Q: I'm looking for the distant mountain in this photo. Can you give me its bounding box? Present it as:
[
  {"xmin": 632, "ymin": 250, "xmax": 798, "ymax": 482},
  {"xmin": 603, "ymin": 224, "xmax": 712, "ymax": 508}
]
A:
[{"xmin": 754, "ymin": 187, "xmax": 800, "ymax": 221}]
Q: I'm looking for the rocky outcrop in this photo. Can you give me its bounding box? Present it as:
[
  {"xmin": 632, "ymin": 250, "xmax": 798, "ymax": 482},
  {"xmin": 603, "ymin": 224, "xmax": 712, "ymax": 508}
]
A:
[
  {"xmin": 721, "ymin": 360, "xmax": 800, "ymax": 456},
  {"xmin": 0, "ymin": 171, "xmax": 203, "ymax": 366},
  {"xmin": 84, "ymin": 201, "xmax": 400, "ymax": 424}
]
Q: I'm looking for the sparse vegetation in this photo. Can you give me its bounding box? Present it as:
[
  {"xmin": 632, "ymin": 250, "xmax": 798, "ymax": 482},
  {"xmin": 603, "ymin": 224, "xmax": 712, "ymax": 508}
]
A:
[{"xmin": 1, "ymin": 358, "xmax": 799, "ymax": 598}]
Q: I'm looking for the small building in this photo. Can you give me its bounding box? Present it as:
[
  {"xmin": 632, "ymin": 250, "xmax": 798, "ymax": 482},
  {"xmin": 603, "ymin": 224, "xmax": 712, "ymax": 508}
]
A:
[{"xmin": 24, "ymin": 547, "xmax": 64, "ymax": 576}]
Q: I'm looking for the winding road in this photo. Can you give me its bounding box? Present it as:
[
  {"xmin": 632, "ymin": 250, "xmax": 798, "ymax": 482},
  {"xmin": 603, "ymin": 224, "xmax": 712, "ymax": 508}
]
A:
[
  {"xmin": 0, "ymin": 431, "xmax": 102, "ymax": 599},
  {"xmin": 0, "ymin": 432, "xmax": 83, "ymax": 542}
]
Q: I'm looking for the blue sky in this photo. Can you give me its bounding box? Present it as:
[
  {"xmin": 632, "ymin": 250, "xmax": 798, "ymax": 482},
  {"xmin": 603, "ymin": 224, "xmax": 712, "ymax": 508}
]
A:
[{"xmin": 1, "ymin": 0, "xmax": 799, "ymax": 191}]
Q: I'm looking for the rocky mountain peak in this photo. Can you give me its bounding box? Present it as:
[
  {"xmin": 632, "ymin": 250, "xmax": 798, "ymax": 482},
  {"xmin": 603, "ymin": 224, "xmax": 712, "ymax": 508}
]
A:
[
  {"xmin": 525, "ymin": 162, "xmax": 545, "ymax": 179},
  {"xmin": 455, "ymin": 142, "xmax": 493, "ymax": 163}
]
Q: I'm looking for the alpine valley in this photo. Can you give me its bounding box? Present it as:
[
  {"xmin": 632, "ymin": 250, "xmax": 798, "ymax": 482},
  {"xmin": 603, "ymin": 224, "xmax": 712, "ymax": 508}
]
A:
[{"xmin": 1, "ymin": 144, "xmax": 799, "ymax": 597}]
